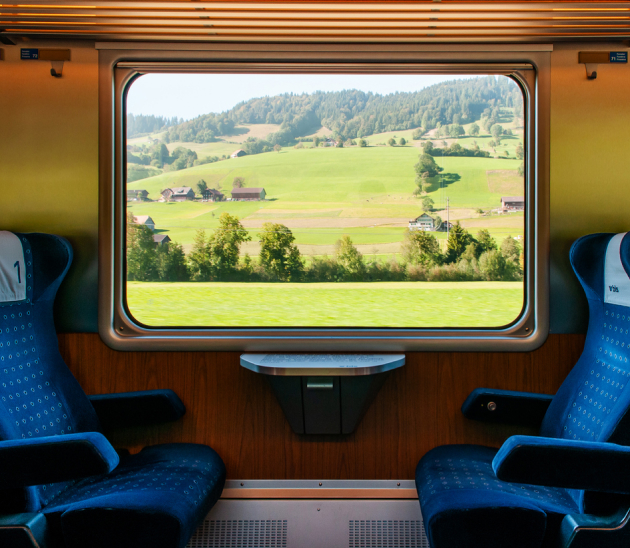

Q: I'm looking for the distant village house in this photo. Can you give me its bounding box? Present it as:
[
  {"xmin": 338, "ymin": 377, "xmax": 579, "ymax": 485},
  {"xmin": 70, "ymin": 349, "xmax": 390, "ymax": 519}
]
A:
[
  {"xmin": 408, "ymin": 213, "xmax": 452, "ymax": 232},
  {"xmin": 133, "ymin": 215, "xmax": 155, "ymax": 231},
  {"xmin": 409, "ymin": 213, "xmax": 436, "ymax": 231},
  {"xmin": 153, "ymin": 234, "xmax": 171, "ymax": 246},
  {"xmin": 501, "ymin": 196, "xmax": 524, "ymax": 211},
  {"xmin": 161, "ymin": 187, "xmax": 195, "ymax": 202},
  {"xmin": 230, "ymin": 149, "xmax": 246, "ymax": 158},
  {"xmin": 231, "ymin": 187, "xmax": 266, "ymax": 201},
  {"xmin": 201, "ymin": 188, "xmax": 224, "ymax": 202},
  {"xmin": 127, "ymin": 189, "xmax": 149, "ymax": 202}
]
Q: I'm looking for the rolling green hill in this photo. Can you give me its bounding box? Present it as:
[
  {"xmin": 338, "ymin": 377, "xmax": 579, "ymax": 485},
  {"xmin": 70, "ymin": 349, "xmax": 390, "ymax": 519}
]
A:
[{"xmin": 127, "ymin": 145, "xmax": 523, "ymax": 254}]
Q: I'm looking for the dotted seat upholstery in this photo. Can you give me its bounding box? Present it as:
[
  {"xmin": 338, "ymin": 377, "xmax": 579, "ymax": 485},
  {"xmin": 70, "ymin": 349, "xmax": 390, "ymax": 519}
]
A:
[
  {"xmin": 417, "ymin": 232, "xmax": 630, "ymax": 548},
  {"xmin": 0, "ymin": 233, "xmax": 226, "ymax": 548}
]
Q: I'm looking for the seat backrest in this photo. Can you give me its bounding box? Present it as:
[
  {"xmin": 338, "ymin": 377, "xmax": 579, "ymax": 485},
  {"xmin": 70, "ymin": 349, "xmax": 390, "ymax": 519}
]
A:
[
  {"xmin": 0, "ymin": 232, "xmax": 101, "ymax": 512},
  {"xmin": 540, "ymin": 232, "xmax": 630, "ymax": 511}
]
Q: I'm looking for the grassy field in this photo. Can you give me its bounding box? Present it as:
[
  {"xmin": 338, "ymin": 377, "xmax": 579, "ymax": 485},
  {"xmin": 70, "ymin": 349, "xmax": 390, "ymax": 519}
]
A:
[
  {"xmin": 127, "ymin": 281, "xmax": 524, "ymax": 327},
  {"xmin": 127, "ymin": 144, "xmax": 523, "ymax": 253},
  {"xmin": 126, "ymin": 111, "xmax": 524, "ymax": 258}
]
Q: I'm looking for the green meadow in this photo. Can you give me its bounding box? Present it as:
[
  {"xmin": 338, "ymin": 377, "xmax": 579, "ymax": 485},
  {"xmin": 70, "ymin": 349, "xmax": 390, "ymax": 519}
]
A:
[
  {"xmin": 127, "ymin": 281, "xmax": 524, "ymax": 328},
  {"xmin": 127, "ymin": 143, "xmax": 524, "ymax": 254},
  {"xmin": 126, "ymin": 115, "xmax": 525, "ymax": 328}
]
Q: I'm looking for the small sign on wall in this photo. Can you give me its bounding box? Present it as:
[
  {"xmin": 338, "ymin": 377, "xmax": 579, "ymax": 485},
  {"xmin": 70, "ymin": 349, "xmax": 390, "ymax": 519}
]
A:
[
  {"xmin": 610, "ymin": 52, "xmax": 628, "ymax": 63},
  {"xmin": 20, "ymin": 48, "xmax": 39, "ymax": 60}
]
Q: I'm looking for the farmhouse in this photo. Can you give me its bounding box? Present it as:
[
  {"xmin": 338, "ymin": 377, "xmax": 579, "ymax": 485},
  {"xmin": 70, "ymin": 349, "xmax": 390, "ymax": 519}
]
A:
[
  {"xmin": 501, "ymin": 196, "xmax": 524, "ymax": 211},
  {"xmin": 153, "ymin": 234, "xmax": 171, "ymax": 246},
  {"xmin": 409, "ymin": 213, "xmax": 436, "ymax": 231},
  {"xmin": 230, "ymin": 149, "xmax": 246, "ymax": 158},
  {"xmin": 438, "ymin": 220, "xmax": 453, "ymax": 232},
  {"xmin": 133, "ymin": 215, "xmax": 155, "ymax": 231},
  {"xmin": 231, "ymin": 187, "xmax": 266, "ymax": 201},
  {"xmin": 202, "ymin": 188, "xmax": 224, "ymax": 202},
  {"xmin": 161, "ymin": 187, "xmax": 195, "ymax": 201},
  {"xmin": 126, "ymin": 189, "xmax": 149, "ymax": 202}
]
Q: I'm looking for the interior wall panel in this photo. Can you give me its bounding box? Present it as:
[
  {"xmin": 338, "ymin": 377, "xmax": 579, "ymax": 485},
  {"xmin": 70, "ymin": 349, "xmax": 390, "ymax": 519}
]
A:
[{"xmin": 58, "ymin": 333, "xmax": 584, "ymax": 479}]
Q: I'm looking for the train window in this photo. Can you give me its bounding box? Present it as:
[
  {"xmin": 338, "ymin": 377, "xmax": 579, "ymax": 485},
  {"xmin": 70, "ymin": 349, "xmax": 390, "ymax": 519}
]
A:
[{"xmin": 98, "ymin": 45, "xmax": 550, "ymax": 351}]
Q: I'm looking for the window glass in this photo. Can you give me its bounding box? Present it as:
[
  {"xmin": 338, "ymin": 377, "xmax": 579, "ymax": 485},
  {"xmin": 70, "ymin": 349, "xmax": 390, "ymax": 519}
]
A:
[{"xmin": 124, "ymin": 74, "xmax": 525, "ymax": 328}]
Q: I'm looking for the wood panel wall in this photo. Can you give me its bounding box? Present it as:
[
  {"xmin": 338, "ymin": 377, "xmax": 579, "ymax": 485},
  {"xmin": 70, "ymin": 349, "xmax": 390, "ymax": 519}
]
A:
[{"xmin": 58, "ymin": 333, "xmax": 585, "ymax": 480}]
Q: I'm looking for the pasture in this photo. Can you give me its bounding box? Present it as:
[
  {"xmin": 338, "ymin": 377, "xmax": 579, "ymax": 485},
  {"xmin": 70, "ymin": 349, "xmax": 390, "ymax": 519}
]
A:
[
  {"xmin": 127, "ymin": 281, "xmax": 525, "ymax": 327},
  {"xmin": 127, "ymin": 122, "xmax": 524, "ymax": 255},
  {"xmin": 127, "ymin": 143, "xmax": 523, "ymax": 253}
]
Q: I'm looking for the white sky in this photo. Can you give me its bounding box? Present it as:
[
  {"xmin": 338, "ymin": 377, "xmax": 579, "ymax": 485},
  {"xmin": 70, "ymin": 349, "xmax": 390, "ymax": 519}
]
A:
[{"xmin": 126, "ymin": 73, "xmax": 477, "ymax": 120}]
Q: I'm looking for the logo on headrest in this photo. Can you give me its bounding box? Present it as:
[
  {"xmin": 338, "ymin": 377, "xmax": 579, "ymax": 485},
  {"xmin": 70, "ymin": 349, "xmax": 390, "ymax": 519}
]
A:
[{"xmin": 610, "ymin": 285, "xmax": 620, "ymax": 293}]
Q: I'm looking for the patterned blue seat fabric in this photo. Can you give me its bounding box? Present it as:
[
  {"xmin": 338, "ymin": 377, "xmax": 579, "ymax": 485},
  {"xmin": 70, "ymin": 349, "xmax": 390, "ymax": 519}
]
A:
[
  {"xmin": 0, "ymin": 232, "xmax": 225, "ymax": 548},
  {"xmin": 417, "ymin": 232, "xmax": 630, "ymax": 548}
]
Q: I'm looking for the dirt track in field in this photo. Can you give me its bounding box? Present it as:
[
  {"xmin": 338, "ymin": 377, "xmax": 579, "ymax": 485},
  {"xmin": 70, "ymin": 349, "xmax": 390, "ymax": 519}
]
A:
[{"xmin": 240, "ymin": 217, "xmax": 408, "ymax": 229}]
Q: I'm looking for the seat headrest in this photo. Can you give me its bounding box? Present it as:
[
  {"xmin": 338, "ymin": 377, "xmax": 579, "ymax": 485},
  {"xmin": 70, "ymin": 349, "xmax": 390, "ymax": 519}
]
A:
[
  {"xmin": 571, "ymin": 232, "xmax": 630, "ymax": 302},
  {"xmin": 604, "ymin": 232, "xmax": 630, "ymax": 306},
  {"xmin": 0, "ymin": 232, "xmax": 72, "ymax": 305},
  {"xmin": 0, "ymin": 231, "xmax": 28, "ymax": 304}
]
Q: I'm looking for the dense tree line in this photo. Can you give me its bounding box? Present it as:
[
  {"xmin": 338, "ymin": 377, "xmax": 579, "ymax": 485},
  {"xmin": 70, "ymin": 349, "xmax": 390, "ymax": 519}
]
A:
[
  {"xmin": 422, "ymin": 141, "xmax": 491, "ymax": 158},
  {"xmin": 127, "ymin": 212, "xmax": 522, "ymax": 284},
  {"xmin": 127, "ymin": 114, "xmax": 182, "ymax": 138},
  {"xmin": 160, "ymin": 76, "xmax": 522, "ymax": 147},
  {"xmin": 127, "ymin": 142, "xmax": 199, "ymax": 171}
]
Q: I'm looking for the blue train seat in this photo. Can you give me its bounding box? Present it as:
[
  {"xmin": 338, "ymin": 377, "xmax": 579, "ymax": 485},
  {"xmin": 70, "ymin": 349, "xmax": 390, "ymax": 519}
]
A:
[
  {"xmin": 0, "ymin": 231, "xmax": 225, "ymax": 548},
  {"xmin": 416, "ymin": 232, "xmax": 630, "ymax": 548}
]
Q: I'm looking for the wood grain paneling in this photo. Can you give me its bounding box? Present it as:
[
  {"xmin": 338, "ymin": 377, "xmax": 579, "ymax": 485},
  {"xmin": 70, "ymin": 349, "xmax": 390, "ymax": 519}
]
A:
[{"xmin": 57, "ymin": 333, "xmax": 585, "ymax": 480}]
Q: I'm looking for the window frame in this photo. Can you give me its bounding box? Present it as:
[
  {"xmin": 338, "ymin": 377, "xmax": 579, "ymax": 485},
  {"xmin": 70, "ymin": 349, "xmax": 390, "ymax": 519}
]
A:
[{"xmin": 98, "ymin": 43, "xmax": 550, "ymax": 351}]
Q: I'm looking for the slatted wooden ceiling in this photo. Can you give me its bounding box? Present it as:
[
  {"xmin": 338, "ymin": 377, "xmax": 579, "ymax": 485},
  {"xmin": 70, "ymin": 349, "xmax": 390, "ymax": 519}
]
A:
[{"xmin": 1, "ymin": 1, "xmax": 630, "ymax": 42}]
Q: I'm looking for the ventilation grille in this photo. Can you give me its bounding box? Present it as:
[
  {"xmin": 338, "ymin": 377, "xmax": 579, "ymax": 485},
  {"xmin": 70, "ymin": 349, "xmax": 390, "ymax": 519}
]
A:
[
  {"xmin": 349, "ymin": 520, "xmax": 429, "ymax": 548},
  {"xmin": 186, "ymin": 519, "xmax": 288, "ymax": 548}
]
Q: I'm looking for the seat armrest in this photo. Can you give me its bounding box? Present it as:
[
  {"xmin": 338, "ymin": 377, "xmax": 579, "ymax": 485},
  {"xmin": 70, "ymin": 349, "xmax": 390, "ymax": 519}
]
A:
[
  {"xmin": 0, "ymin": 432, "xmax": 118, "ymax": 489},
  {"xmin": 493, "ymin": 435, "xmax": 630, "ymax": 494},
  {"xmin": 89, "ymin": 389, "xmax": 186, "ymax": 430},
  {"xmin": 462, "ymin": 388, "xmax": 553, "ymax": 427},
  {"xmin": 558, "ymin": 507, "xmax": 630, "ymax": 547}
]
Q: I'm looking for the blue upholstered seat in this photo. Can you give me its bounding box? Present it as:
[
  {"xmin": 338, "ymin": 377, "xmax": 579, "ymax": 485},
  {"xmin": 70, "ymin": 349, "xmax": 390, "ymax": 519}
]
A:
[
  {"xmin": 0, "ymin": 232, "xmax": 225, "ymax": 548},
  {"xmin": 417, "ymin": 232, "xmax": 630, "ymax": 548}
]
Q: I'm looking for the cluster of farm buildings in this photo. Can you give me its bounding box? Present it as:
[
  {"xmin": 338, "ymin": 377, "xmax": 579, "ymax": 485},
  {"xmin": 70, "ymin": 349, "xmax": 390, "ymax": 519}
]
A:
[
  {"xmin": 127, "ymin": 186, "xmax": 267, "ymax": 203},
  {"xmin": 130, "ymin": 215, "xmax": 171, "ymax": 247},
  {"xmin": 408, "ymin": 197, "xmax": 524, "ymax": 232}
]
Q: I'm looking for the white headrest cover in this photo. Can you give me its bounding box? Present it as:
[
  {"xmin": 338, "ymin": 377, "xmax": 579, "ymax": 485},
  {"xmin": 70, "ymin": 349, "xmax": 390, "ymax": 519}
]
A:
[
  {"xmin": 0, "ymin": 231, "xmax": 26, "ymax": 304},
  {"xmin": 604, "ymin": 232, "xmax": 630, "ymax": 306}
]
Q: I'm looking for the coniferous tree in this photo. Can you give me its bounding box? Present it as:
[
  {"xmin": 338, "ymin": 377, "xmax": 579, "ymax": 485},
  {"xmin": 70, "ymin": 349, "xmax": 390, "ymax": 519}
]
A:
[{"xmin": 446, "ymin": 222, "xmax": 475, "ymax": 263}]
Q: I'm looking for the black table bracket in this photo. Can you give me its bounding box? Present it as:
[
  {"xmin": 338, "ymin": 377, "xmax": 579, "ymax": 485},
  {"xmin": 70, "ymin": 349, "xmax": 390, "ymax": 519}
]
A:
[{"xmin": 241, "ymin": 354, "xmax": 405, "ymax": 435}]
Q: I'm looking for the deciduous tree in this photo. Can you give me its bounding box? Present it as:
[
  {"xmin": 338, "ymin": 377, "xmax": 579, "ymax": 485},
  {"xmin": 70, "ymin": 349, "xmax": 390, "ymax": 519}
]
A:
[
  {"xmin": 335, "ymin": 236, "xmax": 366, "ymax": 281},
  {"xmin": 402, "ymin": 229, "xmax": 441, "ymax": 266},
  {"xmin": 207, "ymin": 213, "xmax": 251, "ymax": 277},
  {"xmin": 196, "ymin": 179, "xmax": 208, "ymax": 195},
  {"xmin": 490, "ymin": 123, "xmax": 504, "ymax": 144},
  {"xmin": 259, "ymin": 223, "xmax": 303, "ymax": 281},
  {"xmin": 448, "ymin": 124, "xmax": 465, "ymax": 139}
]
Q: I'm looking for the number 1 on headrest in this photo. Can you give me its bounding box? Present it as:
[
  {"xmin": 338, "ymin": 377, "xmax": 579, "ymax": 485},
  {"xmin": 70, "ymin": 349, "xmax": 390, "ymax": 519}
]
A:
[{"xmin": 13, "ymin": 261, "xmax": 21, "ymax": 284}]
